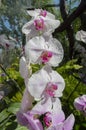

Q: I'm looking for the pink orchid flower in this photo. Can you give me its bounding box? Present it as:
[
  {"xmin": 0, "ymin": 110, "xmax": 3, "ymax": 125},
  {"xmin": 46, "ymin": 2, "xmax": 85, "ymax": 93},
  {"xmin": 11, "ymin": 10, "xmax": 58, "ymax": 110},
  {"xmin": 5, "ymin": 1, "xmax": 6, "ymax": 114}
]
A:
[
  {"xmin": 16, "ymin": 110, "xmax": 43, "ymax": 130},
  {"xmin": 31, "ymin": 98, "xmax": 65, "ymax": 129},
  {"xmin": 74, "ymin": 95, "xmax": 86, "ymax": 116},
  {"xmin": 47, "ymin": 114, "xmax": 75, "ymax": 130}
]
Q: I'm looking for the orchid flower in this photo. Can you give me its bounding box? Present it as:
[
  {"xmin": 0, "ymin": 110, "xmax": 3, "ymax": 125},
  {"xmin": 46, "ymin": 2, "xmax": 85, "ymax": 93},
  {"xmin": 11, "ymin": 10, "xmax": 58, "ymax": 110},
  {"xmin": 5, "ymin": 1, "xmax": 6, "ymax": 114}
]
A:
[
  {"xmin": 25, "ymin": 36, "xmax": 63, "ymax": 67},
  {"xmin": 0, "ymin": 34, "xmax": 16, "ymax": 49},
  {"xmin": 32, "ymin": 98, "xmax": 65, "ymax": 128},
  {"xmin": 16, "ymin": 110, "xmax": 43, "ymax": 130},
  {"xmin": 17, "ymin": 97, "xmax": 64, "ymax": 130},
  {"xmin": 76, "ymin": 30, "xmax": 86, "ymax": 43},
  {"xmin": 22, "ymin": 11, "xmax": 60, "ymax": 39},
  {"xmin": 43, "ymin": 110, "xmax": 65, "ymax": 128},
  {"xmin": 47, "ymin": 114, "xmax": 75, "ymax": 130},
  {"xmin": 27, "ymin": 65, "xmax": 65, "ymax": 102},
  {"xmin": 74, "ymin": 95, "xmax": 86, "ymax": 116},
  {"xmin": 27, "ymin": 9, "xmax": 56, "ymax": 19}
]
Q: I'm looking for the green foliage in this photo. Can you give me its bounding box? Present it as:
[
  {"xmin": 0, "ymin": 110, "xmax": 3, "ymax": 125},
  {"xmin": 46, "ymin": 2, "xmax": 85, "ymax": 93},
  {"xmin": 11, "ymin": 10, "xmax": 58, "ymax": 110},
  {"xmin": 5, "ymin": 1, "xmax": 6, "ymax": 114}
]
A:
[
  {"xmin": 8, "ymin": 102, "xmax": 21, "ymax": 114},
  {"xmin": 56, "ymin": 59, "xmax": 86, "ymax": 130}
]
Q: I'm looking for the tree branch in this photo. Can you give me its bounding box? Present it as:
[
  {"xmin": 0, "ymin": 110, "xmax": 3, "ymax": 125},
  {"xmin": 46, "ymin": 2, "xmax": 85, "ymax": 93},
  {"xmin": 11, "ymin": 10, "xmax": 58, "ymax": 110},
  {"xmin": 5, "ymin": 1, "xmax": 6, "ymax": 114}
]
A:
[
  {"xmin": 0, "ymin": 64, "xmax": 23, "ymax": 95},
  {"xmin": 60, "ymin": 0, "xmax": 75, "ymax": 59},
  {"xmin": 55, "ymin": 0, "xmax": 86, "ymax": 33}
]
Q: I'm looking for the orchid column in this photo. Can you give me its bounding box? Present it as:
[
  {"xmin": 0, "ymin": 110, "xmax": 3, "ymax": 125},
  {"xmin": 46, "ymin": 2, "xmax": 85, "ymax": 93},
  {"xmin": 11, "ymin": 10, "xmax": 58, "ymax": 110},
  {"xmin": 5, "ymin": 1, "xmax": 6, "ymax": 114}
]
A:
[{"xmin": 17, "ymin": 9, "xmax": 75, "ymax": 130}]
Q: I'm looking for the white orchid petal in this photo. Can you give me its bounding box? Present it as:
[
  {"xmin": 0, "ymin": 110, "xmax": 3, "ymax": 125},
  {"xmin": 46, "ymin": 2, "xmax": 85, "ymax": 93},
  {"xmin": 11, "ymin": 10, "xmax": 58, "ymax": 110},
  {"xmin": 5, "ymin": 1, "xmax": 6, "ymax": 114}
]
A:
[
  {"xmin": 63, "ymin": 114, "xmax": 75, "ymax": 130},
  {"xmin": 52, "ymin": 98, "xmax": 62, "ymax": 111},
  {"xmin": 20, "ymin": 88, "xmax": 34, "ymax": 112},
  {"xmin": 27, "ymin": 9, "xmax": 41, "ymax": 17},
  {"xmin": 48, "ymin": 70, "xmax": 65, "ymax": 97},
  {"xmin": 32, "ymin": 98, "xmax": 52, "ymax": 115},
  {"xmin": 76, "ymin": 30, "xmax": 86, "ymax": 43},
  {"xmin": 27, "ymin": 68, "xmax": 50, "ymax": 99},
  {"xmin": 44, "ymin": 18, "xmax": 60, "ymax": 31},
  {"xmin": 25, "ymin": 36, "xmax": 45, "ymax": 63},
  {"xmin": 46, "ymin": 38, "xmax": 64, "ymax": 66},
  {"xmin": 19, "ymin": 56, "xmax": 29, "ymax": 79}
]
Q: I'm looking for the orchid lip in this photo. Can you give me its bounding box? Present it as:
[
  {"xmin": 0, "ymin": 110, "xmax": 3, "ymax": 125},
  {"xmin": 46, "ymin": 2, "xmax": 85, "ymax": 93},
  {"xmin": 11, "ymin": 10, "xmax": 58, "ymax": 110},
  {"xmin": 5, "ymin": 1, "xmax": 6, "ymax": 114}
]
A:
[
  {"xmin": 34, "ymin": 18, "xmax": 44, "ymax": 31},
  {"xmin": 45, "ymin": 82, "xmax": 58, "ymax": 97},
  {"xmin": 40, "ymin": 51, "xmax": 53, "ymax": 64},
  {"xmin": 43, "ymin": 112, "xmax": 52, "ymax": 127}
]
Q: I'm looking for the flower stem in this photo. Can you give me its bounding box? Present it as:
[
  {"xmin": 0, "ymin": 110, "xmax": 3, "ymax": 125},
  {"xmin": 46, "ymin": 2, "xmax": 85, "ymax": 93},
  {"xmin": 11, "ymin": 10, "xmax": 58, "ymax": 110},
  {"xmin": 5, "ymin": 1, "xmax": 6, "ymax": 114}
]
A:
[{"xmin": 0, "ymin": 64, "xmax": 23, "ymax": 95}]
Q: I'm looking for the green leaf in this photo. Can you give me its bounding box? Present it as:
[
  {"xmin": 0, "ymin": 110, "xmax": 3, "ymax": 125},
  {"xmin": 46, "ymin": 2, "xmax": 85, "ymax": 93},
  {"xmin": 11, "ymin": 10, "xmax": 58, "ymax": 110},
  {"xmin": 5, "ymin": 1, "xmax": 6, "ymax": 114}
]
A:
[
  {"xmin": 5, "ymin": 121, "xmax": 17, "ymax": 130},
  {"xmin": 15, "ymin": 125, "xmax": 28, "ymax": 130},
  {"xmin": 8, "ymin": 102, "xmax": 21, "ymax": 114},
  {"xmin": 73, "ymin": 64, "xmax": 83, "ymax": 70},
  {"xmin": 0, "ymin": 109, "xmax": 10, "ymax": 123}
]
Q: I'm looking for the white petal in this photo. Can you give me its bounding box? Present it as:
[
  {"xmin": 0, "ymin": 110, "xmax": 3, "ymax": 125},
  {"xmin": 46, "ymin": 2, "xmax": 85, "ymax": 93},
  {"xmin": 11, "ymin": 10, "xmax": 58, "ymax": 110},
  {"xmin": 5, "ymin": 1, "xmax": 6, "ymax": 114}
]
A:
[
  {"xmin": 20, "ymin": 88, "xmax": 34, "ymax": 112},
  {"xmin": 76, "ymin": 30, "xmax": 86, "ymax": 43},
  {"xmin": 22, "ymin": 20, "xmax": 32, "ymax": 35},
  {"xmin": 27, "ymin": 9, "xmax": 40, "ymax": 17},
  {"xmin": 46, "ymin": 38, "xmax": 64, "ymax": 67},
  {"xmin": 52, "ymin": 98, "xmax": 62, "ymax": 111},
  {"xmin": 52, "ymin": 110, "xmax": 65, "ymax": 125},
  {"xmin": 63, "ymin": 114, "xmax": 75, "ymax": 130},
  {"xmin": 25, "ymin": 36, "xmax": 45, "ymax": 63},
  {"xmin": 19, "ymin": 56, "xmax": 30, "ymax": 79},
  {"xmin": 49, "ymin": 70, "xmax": 65, "ymax": 97},
  {"xmin": 44, "ymin": 18, "xmax": 60, "ymax": 31},
  {"xmin": 27, "ymin": 68, "xmax": 50, "ymax": 99},
  {"xmin": 32, "ymin": 98, "xmax": 52, "ymax": 115},
  {"xmin": 46, "ymin": 12, "xmax": 55, "ymax": 19}
]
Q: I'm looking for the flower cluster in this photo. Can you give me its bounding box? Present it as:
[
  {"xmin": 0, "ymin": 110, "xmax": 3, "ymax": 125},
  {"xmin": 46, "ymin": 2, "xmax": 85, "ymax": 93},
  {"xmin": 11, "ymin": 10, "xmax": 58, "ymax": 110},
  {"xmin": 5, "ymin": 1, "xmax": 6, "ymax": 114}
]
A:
[{"xmin": 17, "ymin": 9, "xmax": 75, "ymax": 130}]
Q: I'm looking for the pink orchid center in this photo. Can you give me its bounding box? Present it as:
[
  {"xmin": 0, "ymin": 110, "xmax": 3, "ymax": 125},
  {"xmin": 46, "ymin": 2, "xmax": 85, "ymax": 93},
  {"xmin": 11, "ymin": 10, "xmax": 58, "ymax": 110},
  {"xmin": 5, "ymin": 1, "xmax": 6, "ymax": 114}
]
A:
[
  {"xmin": 43, "ymin": 112, "xmax": 52, "ymax": 127},
  {"xmin": 34, "ymin": 18, "xmax": 44, "ymax": 31},
  {"xmin": 45, "ymin": 82, "xmax": 58, "ymax": 97},
  {"xmin": 40, "ymin": 51, "xmax": 53, "ymax": 64},
  {"xmin": 40, "ymin": 10, "xmax": 47, "ymax": 17}
]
